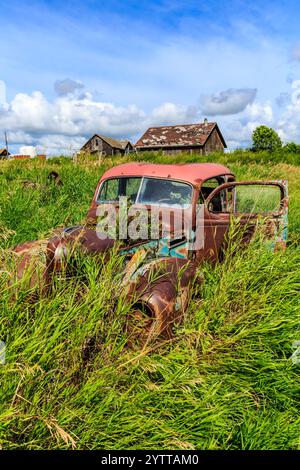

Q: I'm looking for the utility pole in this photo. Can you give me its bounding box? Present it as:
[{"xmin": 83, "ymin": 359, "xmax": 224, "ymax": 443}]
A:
[{"xmin": 4, "ymin": 131, "xmax": 8, "ymax": 157}]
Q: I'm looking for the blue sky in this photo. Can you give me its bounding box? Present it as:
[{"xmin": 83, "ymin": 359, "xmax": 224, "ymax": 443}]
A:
[{"xmin": 1, "ymin": 0, "xmax": 300, "ymax": 153}]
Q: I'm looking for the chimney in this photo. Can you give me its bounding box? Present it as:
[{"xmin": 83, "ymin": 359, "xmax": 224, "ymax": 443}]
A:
[{"xmin": 203, "ymin": 118, "xmax": 208, "ymax": 126}]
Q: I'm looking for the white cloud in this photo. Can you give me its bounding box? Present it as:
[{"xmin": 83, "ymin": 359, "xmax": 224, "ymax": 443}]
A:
[
  {"xmin": 244, "ymin": 101, "xmax": 273, "ymax": 123},
  {"xmin": 151, "ymin": 102, "xmax": 198, "ymax": 124},
  {"xmin": 219, "ymin": 80, "xmax": 300, "ymax": 148},
  {"xmin": 37, "ymin": 134, "xmax": 87, "ymax": 153},
  {"xmin": 219, "ymin": 97, "xmax": 294, "ymax": 151},
  {"xmin": 0, "ymin": 92, "xmax": 143, "ymax": 138},
  {"xmin": 0, "ymin": 89, "xmax": 195, "ymax": 153},
  {"xmin": 6, "ymin": 131, "xmax": 34, "ymax": 145},
  {"xmin": 212, "ymin": 98, "xmax": 274, "ymax": 148},
  {"xmin": 200, "ymin": 88, "xmax": 257, "ymax": 116},
  {"xmin": 220, "ymin": 119, "xmax": 259, "ymax": 146},
  {"xmin": 2, "ymin": 79, "xmax": 300, "ymax": 154},
  {"xmin": 277, "ymin": 80, "xmax": 300, "ymax": 142}
]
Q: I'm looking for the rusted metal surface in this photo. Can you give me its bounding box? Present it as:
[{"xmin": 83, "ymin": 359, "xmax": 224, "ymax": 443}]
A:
[
  {"xmin": 48, "ymin": 171, "xmax": 63, "ymax": 186},
  {"xmin": 89, "ymin": 162, "xmax": 233, "ymax": 195},
  {"xmin": 200, "ymin": 179, "xmax": 289, "ymax": 262},
  {"xmin": 12, "ymin": 163, "xmax": 289, "ymax": 344},
  {"xmin": 134, "ymin": 122, "xmax": 227, "ymax": 153},
  {"xmin": 13, "ymin": 239, "xmax": 48, "ymax": 289},
  {"xmin": 122, "ymin": 254, "xmax": 200, "ymax": 341}
]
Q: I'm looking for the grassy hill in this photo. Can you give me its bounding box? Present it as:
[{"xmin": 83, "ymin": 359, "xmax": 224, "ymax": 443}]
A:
[{"xmin": 0, "ymin": 151, "xmax": 299, "ymax": 449}]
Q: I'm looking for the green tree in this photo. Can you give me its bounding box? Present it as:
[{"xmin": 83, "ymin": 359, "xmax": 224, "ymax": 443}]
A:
[
  {"xmin": 252, "ymin": 125, "xmax": 282, "ymax": 152},
  {"xmin": 283, "ymin": 142, "xmax": 300, "ymax": 153}
]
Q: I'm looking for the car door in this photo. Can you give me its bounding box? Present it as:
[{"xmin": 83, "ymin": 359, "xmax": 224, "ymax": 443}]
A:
[{"xmin": 197, "ymin": 180, "xmax": 288, "ymax": 263}]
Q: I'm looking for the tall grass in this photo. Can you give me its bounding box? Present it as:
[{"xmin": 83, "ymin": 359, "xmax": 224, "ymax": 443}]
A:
[{"xmin": 0, "ymin": 152, "xmax": 299, "ymax": 449}]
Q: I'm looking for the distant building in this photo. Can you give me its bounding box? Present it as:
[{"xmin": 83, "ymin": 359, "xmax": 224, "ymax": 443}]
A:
[
  {"xmin": 135, "ymin": 120, "xmax": 227, "ymax": 155},
  {"xmin": 0, "ymin": 148, "xmax": 10, "ymax": 158},
  {"xmin": 5, "ymin": 146, "xmax": 46, "ymax": 161},
  {"xmin": 10, "ymin": 154, "xmax": 46, "ymax": 161},
  {"xmin": 119, "ymin": 139, "xmax": 134, "ymax": 154},
  {"xmin": 81, "ymin": 134, "xmax": 134, "ymax": 156},
  {"xmin": 20, "ymin": 146, "xmax": 37, "ymax": 157},
  {"xmin": 11, "ymin": 155, "xmax": 31, "ymax": 160}
]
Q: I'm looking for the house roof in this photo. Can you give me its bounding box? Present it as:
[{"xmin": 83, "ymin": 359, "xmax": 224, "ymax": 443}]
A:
[
  {"xmin": 82, "ymin": 134, "xmax": 131, "ymax": 151},
  {"xmin": 97, "ymin": 134, "xmax": 125, "ymax": 150},
  {"xmin": 100, "ymin": 162, "xmax": 233, "ymax": 186},
  {"xmin": 0, "ymin": 148, "xmax": 10, "ymax": 156},
  {"xmin": 134, "ymin": 122, "xmax": 227, "ymax": 149},
  {"xmin": 119, "ymin": 139, "xmax": 133, "ymax": 149}
]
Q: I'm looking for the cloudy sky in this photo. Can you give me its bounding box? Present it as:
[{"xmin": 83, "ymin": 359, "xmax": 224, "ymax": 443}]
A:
[{"xmin": 1, "ymin": 0, "xmax": 300, "ymax": 153}]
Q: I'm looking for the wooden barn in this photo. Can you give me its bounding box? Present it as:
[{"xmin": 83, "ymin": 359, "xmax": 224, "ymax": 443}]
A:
[
  {"xmin": 0, "ymin": 148, "xmax": 10, "ymax": 159},
  {"xmin": 134, "ymin": 120, "xmax": 227, "ymax": 155},
  {"xmin": 80, "ymin": 134, "xmax": 133, "ymax": 156}
]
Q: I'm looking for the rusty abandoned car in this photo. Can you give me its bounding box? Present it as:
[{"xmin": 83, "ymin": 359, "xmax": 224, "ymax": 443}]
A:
[{"xmin": 13, "ymin": 163, "xmax": 288, "ymax": 342}]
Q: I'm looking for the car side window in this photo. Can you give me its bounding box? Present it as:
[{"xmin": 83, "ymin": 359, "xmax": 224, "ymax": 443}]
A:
[
  {"xmin": 199, "ymin": 177, "xmax": 226, "ymax": 211},
  {"xmin": 98, "ymin": 178, "xmax": 119, "ymax": 201},
  {"xmin": 209, "ymin": 188, "xmax": 233, "ymax": 213},
  {"xmin": 208, "ymin": 184, "xmax": 282, "ymax": 214}
]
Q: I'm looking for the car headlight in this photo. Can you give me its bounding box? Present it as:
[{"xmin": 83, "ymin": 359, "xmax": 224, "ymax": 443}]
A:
[{"xmin": 54, "ymin": 243, "xmax": 68, "ymax": 261}]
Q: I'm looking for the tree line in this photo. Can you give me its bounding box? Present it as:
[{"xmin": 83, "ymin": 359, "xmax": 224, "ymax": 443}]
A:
[{"xmin": 252, "ymin": 125, "xmax": 300, "ymax": 153}]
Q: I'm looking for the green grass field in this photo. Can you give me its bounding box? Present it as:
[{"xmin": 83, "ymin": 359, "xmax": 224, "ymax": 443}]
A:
[{"xmin": 0, "ymin": 151, "xmax": 299, "ymax": 450}]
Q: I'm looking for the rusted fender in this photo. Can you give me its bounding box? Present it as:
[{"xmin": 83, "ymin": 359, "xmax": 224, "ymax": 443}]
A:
[
  {"xmin": 12, "ymin": 239, "xmax": 49, "ymax": 289},
  {"xmin": 12, "ymin": 226, "xmax": 115, "ymax": 288},
  {"xmin": 124, "ymin": 256, "xmax": 202, "ymax": 339},
  {"xmin": 45, "ymin": 227, "xmax": 115, "ymax": 274}
]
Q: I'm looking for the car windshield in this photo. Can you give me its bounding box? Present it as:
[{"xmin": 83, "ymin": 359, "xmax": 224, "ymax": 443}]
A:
[{"xmin": 97, "ymin": 177, "xmax": 192, "ymax": 207}]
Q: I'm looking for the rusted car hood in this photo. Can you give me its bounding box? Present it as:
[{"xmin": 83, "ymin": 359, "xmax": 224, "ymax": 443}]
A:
[{"xmin": 12, "ymin": 226, "xmax": 116, "ymax": 286}]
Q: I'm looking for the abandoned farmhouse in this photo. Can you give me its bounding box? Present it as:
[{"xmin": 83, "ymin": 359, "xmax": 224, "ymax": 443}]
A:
[
  {"xmin": 1, "ymin": 121, "xmax": 226, "ymax": 160},
  {"xmin": 80, "ymin": 134, "xmax": 134, "ymax": 156},
  {"xmin": 80, "ymin": 121, "xmax": 226, "ymax": 157},
  {"xmin": 135, "ymin": 121, "xmax": 227, "ymax": 154}
]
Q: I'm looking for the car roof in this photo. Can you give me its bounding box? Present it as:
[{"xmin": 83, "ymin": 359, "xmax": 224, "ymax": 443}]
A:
[{"xmin": 100, "ymin": 162, "xmax": 234, "ymax": 186}]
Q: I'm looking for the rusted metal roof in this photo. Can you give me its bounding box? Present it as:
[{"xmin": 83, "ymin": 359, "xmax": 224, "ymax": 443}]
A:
[
  {"xmin": 135, "ymin": 122, "xmax": 226, "ymax": 149},
  {"xmin": 100, "ymin": 162, "xmax": 233, "ymax": 186}
]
